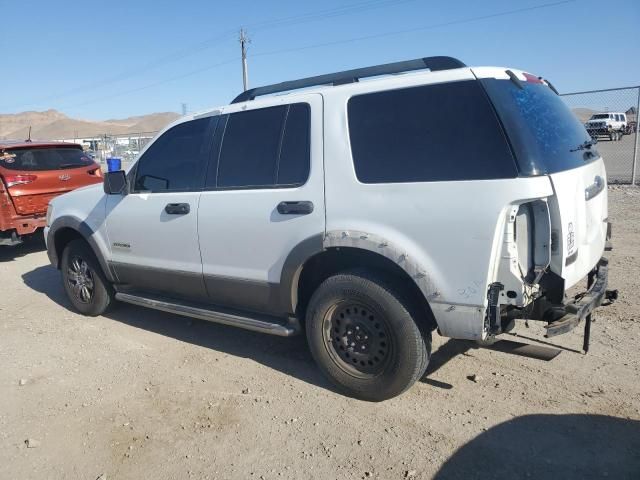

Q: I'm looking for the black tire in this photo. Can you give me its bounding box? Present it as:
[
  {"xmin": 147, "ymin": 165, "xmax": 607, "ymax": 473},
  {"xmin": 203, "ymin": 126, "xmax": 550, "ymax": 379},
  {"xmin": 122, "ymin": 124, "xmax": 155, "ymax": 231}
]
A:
[
  {"xmin": 61, "ymin": 239, "xmax": 114, "ymax": 316},
  {"xmin": 305, "ymin": 269, "xmax": 431, "ymax": 401}
]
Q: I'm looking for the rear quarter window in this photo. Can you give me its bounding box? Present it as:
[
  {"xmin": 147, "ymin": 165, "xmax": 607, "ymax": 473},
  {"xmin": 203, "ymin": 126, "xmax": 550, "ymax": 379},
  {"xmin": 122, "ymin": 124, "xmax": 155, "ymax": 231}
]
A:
[{"xmin": 347, "ymin": 80, "xmax": 518, "ymax": 184}]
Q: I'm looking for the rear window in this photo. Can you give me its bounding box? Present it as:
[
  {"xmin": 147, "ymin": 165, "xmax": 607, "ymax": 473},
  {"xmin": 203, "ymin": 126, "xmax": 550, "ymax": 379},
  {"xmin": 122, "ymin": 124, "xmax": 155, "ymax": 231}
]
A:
[
  {"xmin": 347, "ymin": 80, "xmax": 518, "ymax": 183},
  {"xmin": 0, "ymin": 147, "xmax": 94, "ymax": 171},
  {"xmin": 482, "ymin": 78, "xmax": 599, "ymax": 175}
]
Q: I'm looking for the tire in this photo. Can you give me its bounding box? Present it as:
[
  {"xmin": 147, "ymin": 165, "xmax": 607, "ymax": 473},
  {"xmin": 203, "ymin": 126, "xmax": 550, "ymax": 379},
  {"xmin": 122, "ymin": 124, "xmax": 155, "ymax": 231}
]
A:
[
  {"xmin": 305, "ymin": 269, "xmax": 431, "ymax": 401},
  {"xmin": 61, "ymin": 239, "xmax": 114, "ymax": 316}
]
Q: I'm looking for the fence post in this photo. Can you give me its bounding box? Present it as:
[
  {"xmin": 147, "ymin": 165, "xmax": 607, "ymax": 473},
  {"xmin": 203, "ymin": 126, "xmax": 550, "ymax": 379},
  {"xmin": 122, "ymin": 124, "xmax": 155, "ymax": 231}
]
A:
[{"xmin": 632, "ymin": 87, "xmax": 640, "ymax": 186}]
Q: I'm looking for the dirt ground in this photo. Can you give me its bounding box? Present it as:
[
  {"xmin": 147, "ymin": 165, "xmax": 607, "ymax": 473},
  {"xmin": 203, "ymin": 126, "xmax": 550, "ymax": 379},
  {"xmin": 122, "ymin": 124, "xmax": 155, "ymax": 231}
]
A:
[{"xmin": 1, "ymin": 187, "xmax": 639, "ymax": 480}]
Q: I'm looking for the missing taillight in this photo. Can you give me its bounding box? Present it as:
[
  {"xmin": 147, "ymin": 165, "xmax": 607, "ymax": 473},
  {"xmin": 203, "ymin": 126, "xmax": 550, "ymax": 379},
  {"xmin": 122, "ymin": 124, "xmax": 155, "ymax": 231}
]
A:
[{"xmin": 4, "ymin": 174, "xmax": 38, "ymax": 187}]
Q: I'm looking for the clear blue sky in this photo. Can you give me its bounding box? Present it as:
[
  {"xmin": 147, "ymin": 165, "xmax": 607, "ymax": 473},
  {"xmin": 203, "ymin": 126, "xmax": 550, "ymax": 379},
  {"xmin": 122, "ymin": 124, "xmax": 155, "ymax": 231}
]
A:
[{"xmin": 1, "ymin": 0, "xmax": 638, "ymax": 120}]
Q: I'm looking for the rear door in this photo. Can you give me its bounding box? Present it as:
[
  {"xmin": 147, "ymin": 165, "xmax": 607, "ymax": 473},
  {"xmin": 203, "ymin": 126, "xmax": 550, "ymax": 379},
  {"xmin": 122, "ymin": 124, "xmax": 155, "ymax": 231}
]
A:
[
  {"xmin": 198, "ymin": 94, "xmax": 324, "ymax": 314},
  {"xmin": 0, "ymin": 146, "xmax": 101, "ymax": 215},
  {"xmin": 104, "ymin": 116, "xmax": 216, "ymax": 300}
]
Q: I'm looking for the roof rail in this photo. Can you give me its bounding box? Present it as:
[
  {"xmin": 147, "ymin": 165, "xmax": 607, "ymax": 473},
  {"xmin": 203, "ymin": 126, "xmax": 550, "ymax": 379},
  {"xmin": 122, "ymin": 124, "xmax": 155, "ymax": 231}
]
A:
[{"xmin": 231, "ymin": 56, "xmax": 466, "ymax": 104}]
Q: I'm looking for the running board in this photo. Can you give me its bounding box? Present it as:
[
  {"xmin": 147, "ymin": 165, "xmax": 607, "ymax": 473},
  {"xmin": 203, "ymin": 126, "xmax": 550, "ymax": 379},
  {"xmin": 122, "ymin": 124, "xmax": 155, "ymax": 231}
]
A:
[{"xmin": 114, "ymin": 292, "xmax": 300, "ymax": 337}]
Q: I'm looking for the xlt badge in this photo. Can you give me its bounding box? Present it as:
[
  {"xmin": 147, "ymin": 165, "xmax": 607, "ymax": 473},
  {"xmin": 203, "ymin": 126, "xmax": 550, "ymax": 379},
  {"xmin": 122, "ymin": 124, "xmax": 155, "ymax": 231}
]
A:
[{"xmin": 566, "ymin": 222, "xmax": 576, "ymax": 255}]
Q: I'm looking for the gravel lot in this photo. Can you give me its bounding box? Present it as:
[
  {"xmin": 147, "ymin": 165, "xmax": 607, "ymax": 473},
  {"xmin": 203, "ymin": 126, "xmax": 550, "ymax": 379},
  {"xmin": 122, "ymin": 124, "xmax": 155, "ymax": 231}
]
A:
[
  {"xmin": 1, "ymin": 187, "xmax": 639, "ymax": 480},
  {"xmin": 592, "ymin": 134, "xmax": 638, "ymax": 183}
]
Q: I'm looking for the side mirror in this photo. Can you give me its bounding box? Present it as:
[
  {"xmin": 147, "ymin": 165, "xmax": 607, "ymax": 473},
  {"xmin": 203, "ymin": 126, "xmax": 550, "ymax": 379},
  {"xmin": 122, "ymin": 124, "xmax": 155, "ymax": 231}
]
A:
[{"xmin": 103, "ymin": 170, "xmax": 127, "ymax": 195}]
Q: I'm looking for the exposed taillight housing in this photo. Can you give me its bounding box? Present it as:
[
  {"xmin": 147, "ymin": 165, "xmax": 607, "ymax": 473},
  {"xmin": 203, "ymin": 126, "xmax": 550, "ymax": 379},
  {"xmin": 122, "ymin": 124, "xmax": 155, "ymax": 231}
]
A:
[{"xmin": 4, "ymin": 174, "xmax": 38, "ymax": 188}]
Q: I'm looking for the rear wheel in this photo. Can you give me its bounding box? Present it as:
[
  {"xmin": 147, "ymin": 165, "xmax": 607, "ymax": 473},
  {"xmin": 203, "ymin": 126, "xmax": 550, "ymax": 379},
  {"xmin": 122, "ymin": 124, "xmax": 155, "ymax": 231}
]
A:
[
  {"xmin": 306, "ymin": 269, "xmax": 431, "ymax": 401},
  {"xmin": 61, "ymin": 239, "xmax": 114, "ymax": 316}
]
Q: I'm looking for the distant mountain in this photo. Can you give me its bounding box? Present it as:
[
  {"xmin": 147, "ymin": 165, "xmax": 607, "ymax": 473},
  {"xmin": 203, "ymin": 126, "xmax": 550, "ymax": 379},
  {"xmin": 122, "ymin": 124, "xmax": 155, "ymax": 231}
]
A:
[
  {"xmin": 572, "ymin": 107, "xmax": 597, "ymax": 123},
  {"xmin": 0, "ymin": 109, "xmax": 180, "ymax": 140}
]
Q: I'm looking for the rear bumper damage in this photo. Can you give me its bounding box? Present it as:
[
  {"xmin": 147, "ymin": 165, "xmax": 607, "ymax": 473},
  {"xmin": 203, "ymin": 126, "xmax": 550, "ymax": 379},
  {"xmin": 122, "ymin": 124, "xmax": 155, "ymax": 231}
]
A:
[
  {"xmin": 544, "ymin": 257, "xmax": 614, "ymax": 338},
  {"xmin": 1, "ymin": 184, "xmax": 46, "ymax": 244},
  {"xmin": 502, "ymin": 255, "xmax": 617, "ymax": 353},
  {"xmin": 0, "ymin": 215, "xmax": 46, "ymax": 245}
]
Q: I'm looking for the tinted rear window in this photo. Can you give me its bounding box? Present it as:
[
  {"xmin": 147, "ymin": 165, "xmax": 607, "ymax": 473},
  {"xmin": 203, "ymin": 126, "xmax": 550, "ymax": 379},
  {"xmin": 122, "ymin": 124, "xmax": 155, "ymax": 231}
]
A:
[
  {"xmin": 0, "ymin": 147, "xmax": 93, "ymax": 171},
  {"xmin": 348, "ymin": 80, "xmax": 517, "ymax": 183},
  {"xmin": 481, "ymin": 78, "xmax": 599, "ymax": 175}
]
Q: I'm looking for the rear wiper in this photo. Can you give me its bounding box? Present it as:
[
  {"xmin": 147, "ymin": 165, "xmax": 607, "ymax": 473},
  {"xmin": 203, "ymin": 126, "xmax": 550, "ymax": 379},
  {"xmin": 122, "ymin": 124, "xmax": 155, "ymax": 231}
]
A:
[
  {"xmin": 59, "ymin": 163, "xmax": 83, "ymax": 169},
  {"xmin": 570, "ymin": 139, "xmax": 598, "ymax": 152}
]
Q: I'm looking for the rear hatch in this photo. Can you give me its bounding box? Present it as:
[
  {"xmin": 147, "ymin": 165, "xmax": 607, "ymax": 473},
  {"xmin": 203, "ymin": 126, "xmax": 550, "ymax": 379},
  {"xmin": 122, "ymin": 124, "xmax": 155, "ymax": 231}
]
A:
[
  {"xmin": 0, "ymin": 145, "xmax": 102, "ymax": 215},
  {"xmin": 477, "ymin": 69, "xmax": 608, "ymax": 288}
]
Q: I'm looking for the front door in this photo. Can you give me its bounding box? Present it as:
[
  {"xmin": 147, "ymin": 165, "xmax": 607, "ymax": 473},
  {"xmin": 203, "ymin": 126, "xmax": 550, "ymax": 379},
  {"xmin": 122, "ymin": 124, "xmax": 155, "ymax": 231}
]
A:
[
  {"xmin": 198, "ymin": 94, "xmax": 324, "ymax": 314},
  {"xmin": 105, "ymin": 116, "xmax": 216, "ymax": 300}
]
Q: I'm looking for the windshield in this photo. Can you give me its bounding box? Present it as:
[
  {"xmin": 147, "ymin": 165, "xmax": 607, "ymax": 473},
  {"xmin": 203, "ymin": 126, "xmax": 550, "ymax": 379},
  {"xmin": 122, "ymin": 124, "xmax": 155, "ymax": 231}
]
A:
[
  {"xmin": 591, "ymin": 114, "xmax": 610, "ymax": 120},
  {"xmin": 0, "ymin": 147, "xmax": 94, "ymax": 171},
  {"xmin": 481, "ymin": 78, "xmax": 599, "ymax": 176}
]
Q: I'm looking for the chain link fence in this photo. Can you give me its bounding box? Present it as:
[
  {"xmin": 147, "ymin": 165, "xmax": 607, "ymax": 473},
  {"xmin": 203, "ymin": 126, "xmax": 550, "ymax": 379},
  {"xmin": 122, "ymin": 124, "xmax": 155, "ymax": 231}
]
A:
[
  {"xmin": 560, "ymin": 86, "xmax": 640, "ymax": 184},
  {"xmin": 57, "ymin": 132, "xmax": 159, "ymax": 171}
]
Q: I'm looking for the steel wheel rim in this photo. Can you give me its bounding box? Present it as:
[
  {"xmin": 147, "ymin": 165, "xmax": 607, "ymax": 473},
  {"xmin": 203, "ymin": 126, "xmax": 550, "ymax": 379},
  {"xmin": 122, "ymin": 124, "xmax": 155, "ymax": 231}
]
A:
[
  {"xmin": 322, "ymin": 302, "xmax": 392, "ymax": 378},
  {"xmin": 67, "ymin": 256, "xmax": 95, "ymax": 304}
]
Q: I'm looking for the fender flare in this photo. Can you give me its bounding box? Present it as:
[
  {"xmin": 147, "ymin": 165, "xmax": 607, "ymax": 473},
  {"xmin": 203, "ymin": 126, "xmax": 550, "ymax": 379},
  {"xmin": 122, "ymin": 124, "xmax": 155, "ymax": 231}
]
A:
[
  {"xmin": 323, "ymin": 230, "xmax": 440, "ymax": 300},
  {"xmin": 47, "ymin": 216, "xmax": 116, "ymax": 283},
  {"xmin": 278, "ymin": 230, "xmax": 441, "ymax": 314}
]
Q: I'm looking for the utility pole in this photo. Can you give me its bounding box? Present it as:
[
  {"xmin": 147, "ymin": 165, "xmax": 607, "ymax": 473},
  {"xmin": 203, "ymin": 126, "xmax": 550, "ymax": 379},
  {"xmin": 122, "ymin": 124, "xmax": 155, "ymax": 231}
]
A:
[
  {"xmin": 239, "ymin": 28, "xmax": 250, "ymax": 91},
  {"xmin": 181, "ymin": 103, "xmax": 187, "ymax": 116}
]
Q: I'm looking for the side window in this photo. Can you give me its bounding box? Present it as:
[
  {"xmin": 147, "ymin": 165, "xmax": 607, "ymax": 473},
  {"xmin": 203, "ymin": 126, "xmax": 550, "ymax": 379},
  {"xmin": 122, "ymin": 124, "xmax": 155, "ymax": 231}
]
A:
[
  {"xmin": 348, "ymin": 80, "xmax": 517, "ymax": 183},
  {"xmin": 134, "ymin": 117, "xmax": 212, "ymax": 192},
  {"xmin": 214, "ymin": 103, "xmax": 311, "ymax": 189},
  {"xmin": 217, "ymin": 106, "xmax": 285, "ymax": 188},
  {"xmin": 277, "ymin": 104, "xmax": 311, "ymax": 185}
]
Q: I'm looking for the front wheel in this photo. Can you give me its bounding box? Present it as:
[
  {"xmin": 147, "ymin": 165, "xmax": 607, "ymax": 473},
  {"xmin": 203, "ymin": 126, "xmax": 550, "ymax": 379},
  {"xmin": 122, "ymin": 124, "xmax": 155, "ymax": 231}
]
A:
[
  {"xmin": 306, "ymin": 269, "xmax": 431, "ymax": 401},
  {"xmin": 61, "ymin": 239, "xmax": 114, "ymax": 316}
]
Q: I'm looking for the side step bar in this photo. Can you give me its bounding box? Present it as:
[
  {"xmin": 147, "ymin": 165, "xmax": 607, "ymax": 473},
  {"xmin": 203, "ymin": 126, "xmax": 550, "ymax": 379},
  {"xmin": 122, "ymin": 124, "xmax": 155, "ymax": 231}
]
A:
[{"xmin": 115, "ymin": 292, "xmax": 300, "ymax": 337}]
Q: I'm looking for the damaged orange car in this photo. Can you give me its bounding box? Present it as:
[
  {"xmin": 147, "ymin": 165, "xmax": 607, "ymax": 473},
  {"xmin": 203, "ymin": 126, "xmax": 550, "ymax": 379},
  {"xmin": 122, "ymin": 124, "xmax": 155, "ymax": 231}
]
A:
[{"xmin": 0, "ymin": 141, "xmax": 103, "ymax": 246}]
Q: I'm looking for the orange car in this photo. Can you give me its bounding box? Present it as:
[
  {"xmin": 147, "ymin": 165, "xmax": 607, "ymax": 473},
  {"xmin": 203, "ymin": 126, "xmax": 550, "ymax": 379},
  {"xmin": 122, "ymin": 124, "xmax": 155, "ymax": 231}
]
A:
[{"xmin": 0, "ymin": 141, "xmax": 103, "ymax": 246}]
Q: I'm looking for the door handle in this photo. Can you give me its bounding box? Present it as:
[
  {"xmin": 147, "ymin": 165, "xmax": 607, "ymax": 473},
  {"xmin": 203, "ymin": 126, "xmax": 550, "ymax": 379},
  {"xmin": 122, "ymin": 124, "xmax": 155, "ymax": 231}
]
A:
[
  {"xmin": 165, "ymin": 203, "xmax": 190, "ymax": 215},
  {"xmin": 277, "ymin": 201, "xmax": 314, "ymax": 215}
]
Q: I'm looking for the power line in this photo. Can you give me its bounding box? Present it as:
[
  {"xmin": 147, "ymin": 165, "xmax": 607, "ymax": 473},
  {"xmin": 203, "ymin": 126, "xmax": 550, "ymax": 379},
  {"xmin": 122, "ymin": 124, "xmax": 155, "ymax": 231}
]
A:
[
  {"xmin": 46, "ymin": 0, "xmax": 577, "ymax": 110},
  {"xmin": 250, "ymin": 0, "xmax": 578, "ymax": 60},
  {"xmin": 1, "ymin": 0, "xmax": 416, "ymax": 110},
  {"xmin": 58, "ymin": 58, "xmax": 237, "ymax": 109}
]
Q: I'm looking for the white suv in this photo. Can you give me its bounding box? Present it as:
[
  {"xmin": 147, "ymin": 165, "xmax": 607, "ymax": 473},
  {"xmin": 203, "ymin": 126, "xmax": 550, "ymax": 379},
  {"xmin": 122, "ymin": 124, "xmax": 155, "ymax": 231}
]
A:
[{"xmin": 45, "ymin": 56, "xmax": 613, "ymax": 401}]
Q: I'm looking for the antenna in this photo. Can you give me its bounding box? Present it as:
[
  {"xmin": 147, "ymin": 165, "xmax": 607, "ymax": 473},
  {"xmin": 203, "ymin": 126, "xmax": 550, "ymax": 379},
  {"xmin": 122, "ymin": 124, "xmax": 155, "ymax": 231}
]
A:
[{"xmin": 26, "ymin": 126, "xmax": 32, "ymax": 142}]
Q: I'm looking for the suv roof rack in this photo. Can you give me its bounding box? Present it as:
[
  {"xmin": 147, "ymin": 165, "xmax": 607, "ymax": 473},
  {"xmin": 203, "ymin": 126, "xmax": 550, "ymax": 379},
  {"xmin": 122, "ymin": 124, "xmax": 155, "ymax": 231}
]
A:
[{"xmin": 231, "ymin": 55, "xmax": 466, "ymax": 104}]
